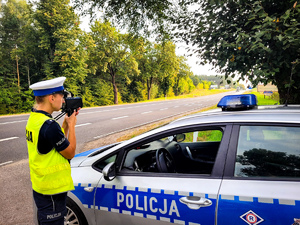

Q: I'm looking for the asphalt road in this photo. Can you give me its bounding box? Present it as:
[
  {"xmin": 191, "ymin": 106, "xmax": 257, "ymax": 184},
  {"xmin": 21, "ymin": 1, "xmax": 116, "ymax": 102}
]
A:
[{"xmin": 0, "ymin": 91, "xmax": 235, "ymax": 166}]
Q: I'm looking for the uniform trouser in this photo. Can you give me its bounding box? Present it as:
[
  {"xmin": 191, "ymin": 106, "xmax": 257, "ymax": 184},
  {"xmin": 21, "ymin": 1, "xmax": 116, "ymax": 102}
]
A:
[{"xmin": 33, "ymin": 190, "xmax": 67, "ymax": 225}]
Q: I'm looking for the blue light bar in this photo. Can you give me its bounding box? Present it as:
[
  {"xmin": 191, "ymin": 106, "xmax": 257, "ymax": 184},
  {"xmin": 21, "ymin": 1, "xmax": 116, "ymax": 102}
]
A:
[{"xmin": 217, "ymin": 94, "xmax": 257, "ymax": 111}]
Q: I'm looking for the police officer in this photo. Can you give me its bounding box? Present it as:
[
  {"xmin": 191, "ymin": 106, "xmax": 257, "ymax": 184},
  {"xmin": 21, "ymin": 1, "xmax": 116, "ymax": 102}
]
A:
[{"xmin": 26, "ymin": 77, "xmax": 79, "ymax": 225}]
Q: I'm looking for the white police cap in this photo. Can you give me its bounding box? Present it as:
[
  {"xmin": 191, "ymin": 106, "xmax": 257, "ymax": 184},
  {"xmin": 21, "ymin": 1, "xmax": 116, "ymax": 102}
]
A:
[{"xmin": 30, "ymin": 77, "xmax": 66, "ymax": 96}]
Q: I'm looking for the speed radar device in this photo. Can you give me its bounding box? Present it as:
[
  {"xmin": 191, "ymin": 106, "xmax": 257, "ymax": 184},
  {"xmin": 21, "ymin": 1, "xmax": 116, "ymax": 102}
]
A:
[
  {"xmin": 62, "ymin": 97, "xmax": 83, "ymax": 116},
  {"xmin": 54, "ymin": 91, "xmax": 83, "ymax": 120}
]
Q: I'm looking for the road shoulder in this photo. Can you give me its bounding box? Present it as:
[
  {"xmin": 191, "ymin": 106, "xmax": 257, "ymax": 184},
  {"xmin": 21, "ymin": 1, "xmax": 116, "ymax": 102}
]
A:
[{"xmin": 0, "ymin": 159, "xmax": 34, "ymax": 225}]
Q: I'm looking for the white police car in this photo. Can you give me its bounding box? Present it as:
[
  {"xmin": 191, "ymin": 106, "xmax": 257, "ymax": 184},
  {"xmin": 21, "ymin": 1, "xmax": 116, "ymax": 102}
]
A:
[{"xmin": 66, "ymin": 94, "xmax": 300, "ymax": 225}]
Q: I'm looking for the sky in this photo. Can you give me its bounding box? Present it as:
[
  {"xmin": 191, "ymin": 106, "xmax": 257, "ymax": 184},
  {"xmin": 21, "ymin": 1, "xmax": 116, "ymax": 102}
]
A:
[{"xmin": 175, "ymin": 44, "xmax": 219, "ymax": 76}]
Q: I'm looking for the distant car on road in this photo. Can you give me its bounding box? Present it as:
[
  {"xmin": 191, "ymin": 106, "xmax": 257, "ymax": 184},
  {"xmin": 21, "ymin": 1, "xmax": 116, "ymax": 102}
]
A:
[{"xmin": 65, "ymin": 95, "xmax": 300, "ymax": 225}]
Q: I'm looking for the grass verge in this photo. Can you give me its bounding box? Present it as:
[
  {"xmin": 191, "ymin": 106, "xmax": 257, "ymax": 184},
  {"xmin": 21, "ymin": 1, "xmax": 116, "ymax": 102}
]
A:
[{"xmin": 244, "ymin": 89, "xmax": 280, "ymax": 105}]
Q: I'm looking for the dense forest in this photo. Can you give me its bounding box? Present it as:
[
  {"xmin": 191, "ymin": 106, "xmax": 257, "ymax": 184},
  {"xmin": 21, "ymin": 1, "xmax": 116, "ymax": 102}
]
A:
[{"xmin": 0, "ymin": 0, "xmax": 238, "ymax": 115}]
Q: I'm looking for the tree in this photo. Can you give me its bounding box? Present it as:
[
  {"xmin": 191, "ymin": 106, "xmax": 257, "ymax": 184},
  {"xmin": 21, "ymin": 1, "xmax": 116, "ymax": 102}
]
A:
[
  {"xmin": 17, "ymin": 5, "xmax": 41, "ymax": 88},
  {"xmin": 84, "ymin": 74, "xmax": 115, "ymax": 106},
  {"xmin": 190, "ymin": 74, "xmax": 202, "ymax": 87},
  {"xmin": 75, "ymin": 0, "xmax": 300, "ymax": 103},
  {"xmin": 198, "ymin": 75, "xmax": 234, "ymax": 88},
  {"xmin": 137, "ymin": 40, "xmax": 161, "ymax": 100},
  {"xmin": 34, "ymin": 0, "xmax": 88, "ymax": 94},
  {"xmin": 176, "ymin": 0, "xmax": 300, "ymax": 103},
  {"xmin": 157, "ymin": 41, "xmax": 179, "ymax": 97},
  {"xmin": 0, "ymin": 0, "xmax": 37, "ymax": 113},
  {"xmin": 73, "ymin": 0, "xmax": 172, "ymax": 38},
  {"xmin": 173, "ymin": 56, "xmax": 194, "ymax": 96},
  {"xmin": 88, "ymin": 21, "xmax": 140, "ymax": 104},
  {"xmin": 0, "ymin": 0, "xmax": 33, "ymax": 90}
]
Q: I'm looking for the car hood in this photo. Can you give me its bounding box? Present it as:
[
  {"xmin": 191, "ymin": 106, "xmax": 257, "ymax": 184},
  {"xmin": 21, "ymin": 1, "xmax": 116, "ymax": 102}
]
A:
[{"xmin": 70, "ymin": 143, "xmax": 119, "ymax": 167}]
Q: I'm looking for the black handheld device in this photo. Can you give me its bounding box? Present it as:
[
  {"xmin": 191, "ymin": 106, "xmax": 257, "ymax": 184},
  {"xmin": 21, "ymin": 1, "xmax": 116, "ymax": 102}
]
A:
[
  {"xmin": 62, "ymin": 97, "xmax": 83, "ymax": 116},
  {"xmin": 54, "ymin": 91, "xmax": 83, "ymax": 120}
]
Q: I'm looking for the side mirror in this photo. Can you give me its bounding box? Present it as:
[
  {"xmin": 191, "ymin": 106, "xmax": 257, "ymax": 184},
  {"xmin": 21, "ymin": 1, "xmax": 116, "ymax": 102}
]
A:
[
  {"xmin": 176, "ymin": 134, "xmax": 186, "ymax": 143},
  {"xmin": 102, "ymin": 162, "xmax": 116, "ymax": 181}
]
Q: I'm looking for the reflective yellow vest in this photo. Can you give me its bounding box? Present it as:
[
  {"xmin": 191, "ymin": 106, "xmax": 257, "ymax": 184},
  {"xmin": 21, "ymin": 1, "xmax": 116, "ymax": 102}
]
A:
[{"xmin": 26, "ymin": 112, "xmax": 74, "ymax": 195}]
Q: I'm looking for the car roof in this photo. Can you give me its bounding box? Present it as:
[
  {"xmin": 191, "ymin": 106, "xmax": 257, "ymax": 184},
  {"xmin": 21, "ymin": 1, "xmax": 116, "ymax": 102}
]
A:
[{"xmin": 169, "ymin": 105, "xmax": 300, "ymax": 127}]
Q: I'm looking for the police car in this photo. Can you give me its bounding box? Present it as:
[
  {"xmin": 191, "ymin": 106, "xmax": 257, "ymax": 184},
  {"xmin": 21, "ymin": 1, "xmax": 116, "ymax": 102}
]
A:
[{"xmin": 66, "ymin": 94, "xmax": 300, "ymax": 225}]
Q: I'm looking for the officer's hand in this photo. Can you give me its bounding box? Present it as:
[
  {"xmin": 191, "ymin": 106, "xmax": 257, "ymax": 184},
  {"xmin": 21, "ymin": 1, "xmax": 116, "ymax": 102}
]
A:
[
  {"xmin": 65, "ymin": 110, "xmax": 77, "ymax": 127},
  {"xmin": 74, "ymin": 107, "xmax": 81, "ymax": 116},
  {"xmin": 62, "ymin": 118, "xmax": 68, "ymax": 130}
]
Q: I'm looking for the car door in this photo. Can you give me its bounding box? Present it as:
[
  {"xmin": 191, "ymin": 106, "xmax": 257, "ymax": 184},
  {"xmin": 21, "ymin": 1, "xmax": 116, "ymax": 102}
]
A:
[
  {"xmin": 93, "ymin": 124, "xmax": 232, "ymax": 225},
  {"xmin": 218, "ymin": 124, "xmax": 300, "ymax": 225},
  {"xmin": 69, "ymin": 165, "xmax": 105, "ymax": 225}
]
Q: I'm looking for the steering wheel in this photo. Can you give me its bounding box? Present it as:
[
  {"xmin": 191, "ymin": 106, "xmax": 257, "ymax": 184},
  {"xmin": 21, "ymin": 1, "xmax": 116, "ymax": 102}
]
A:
[{"xmin": 156, "ymin": 148, "xmax": 175, "ymax": 173}]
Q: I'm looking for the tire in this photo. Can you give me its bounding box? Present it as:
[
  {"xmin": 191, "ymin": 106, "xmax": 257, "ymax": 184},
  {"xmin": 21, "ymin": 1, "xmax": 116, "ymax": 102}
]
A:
[{"xmin": 65, "ymin": 197, "xmax": 88, "ymax": 225}]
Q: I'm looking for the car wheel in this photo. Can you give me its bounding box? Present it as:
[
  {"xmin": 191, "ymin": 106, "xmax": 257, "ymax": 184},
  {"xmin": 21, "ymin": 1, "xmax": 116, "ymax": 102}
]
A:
[{"xmin": 65, "ymin": 197, "xmax": 88, "ymax": 225}]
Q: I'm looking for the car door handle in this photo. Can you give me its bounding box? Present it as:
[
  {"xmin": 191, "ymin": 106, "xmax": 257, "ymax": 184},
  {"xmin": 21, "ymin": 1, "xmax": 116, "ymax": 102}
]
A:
[
  {"xmin": 179, "ymin": 196, "xmax": 212, "ymax": 210},
  {"xmin": 84, "ymin": 187, "xmax": 94, "ymax": 192}
]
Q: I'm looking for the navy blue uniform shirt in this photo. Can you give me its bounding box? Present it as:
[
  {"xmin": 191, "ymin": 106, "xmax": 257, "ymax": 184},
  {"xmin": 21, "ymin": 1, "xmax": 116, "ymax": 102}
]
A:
[{"xmin": 33, "ymin": 109, "xmax": 70, "ymax": 154}]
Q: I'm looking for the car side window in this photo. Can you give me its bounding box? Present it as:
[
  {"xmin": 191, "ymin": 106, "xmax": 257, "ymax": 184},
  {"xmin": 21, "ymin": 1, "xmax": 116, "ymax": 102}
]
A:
[
  {"xmin": 122, "ymin": 128, "xmax": 223, "ymax": 175},
  {"xmin": 94, "ymin": 154, "xmax": 117, "ymax": 171},
  {"xmin": 181, "ymin": 130, "xmax": 222, "ymax": 143},
  {"xmin": 235, "ymin": 125, "xmax": 300, "ymax": 178}
]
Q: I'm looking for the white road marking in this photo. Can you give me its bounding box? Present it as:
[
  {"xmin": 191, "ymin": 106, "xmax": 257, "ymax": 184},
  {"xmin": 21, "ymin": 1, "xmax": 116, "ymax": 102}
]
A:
[
  {"xmin": 75, "ymin": 123, "xmax": 91, "ymax": 127},
  {"xmin": 160, "ymin": 108, "xmax": 168, "ymax": 111},
  {"xmin": 80, "ymin": 105, "xmax": 146, "ymax": 115},
  {"xmin": 0, "ymin": 137, "xmax": 19, "ymax": 142},
  {"xmin": 141, "ymin": 111, "xmax": 152, "ymax": 114},
  {"xmin": 0, "ymin": 161, "xmax": 13, "ymax": 167},
  {"xmin": 0, "ymin": 120, "xmax": 27, "ymax": 125},
  {"xmin": 112, "ymin": 116, "xmax": 129, "ymax": 120},
  {"xmin": 79, "ymin": 111, "xmax": 103, "ymax": 115}
]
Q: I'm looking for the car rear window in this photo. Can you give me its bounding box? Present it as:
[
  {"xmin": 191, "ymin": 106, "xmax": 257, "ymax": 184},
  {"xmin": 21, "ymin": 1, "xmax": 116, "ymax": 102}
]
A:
[{"xmin": 235, "ymin": 125, "xmax": 300, "ymax": 178}]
